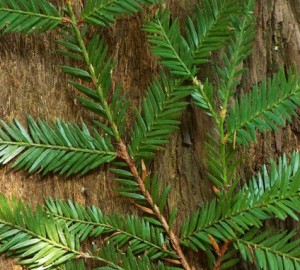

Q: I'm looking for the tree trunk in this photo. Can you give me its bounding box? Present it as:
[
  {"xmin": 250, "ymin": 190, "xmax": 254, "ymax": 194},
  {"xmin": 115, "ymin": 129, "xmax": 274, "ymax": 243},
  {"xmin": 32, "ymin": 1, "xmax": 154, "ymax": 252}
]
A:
[{"xmin": 0, "ymin": 0, "xmax": 299, "ymax": 269}]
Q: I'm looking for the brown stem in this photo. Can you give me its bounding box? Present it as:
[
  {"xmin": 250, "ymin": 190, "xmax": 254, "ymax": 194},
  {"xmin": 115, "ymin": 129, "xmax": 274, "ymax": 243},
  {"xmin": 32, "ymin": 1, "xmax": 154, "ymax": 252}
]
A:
[
  {"xmin": 117, "ymin": 141, "xmax": 192, "ymax": 270},
  {"xmin": 213, "ymin": 240, "xmax": 233, "ymax": 270}
]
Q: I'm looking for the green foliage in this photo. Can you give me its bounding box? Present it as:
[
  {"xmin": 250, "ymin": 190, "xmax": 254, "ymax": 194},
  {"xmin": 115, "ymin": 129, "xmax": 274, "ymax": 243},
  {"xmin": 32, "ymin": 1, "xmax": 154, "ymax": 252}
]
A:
[
  {"xmin": 0, "ymin": 0, "xmax": 62, "ymax": 33},
  {"xmin": 204, "ymin": 133, "xmax": 237, "ymax": 188},
  {"xmin": 216, "ymin": 0, "xmax": 256, "ymax": 105},
  {"xmin": 45, "ymin": 198, "xmax": 176, "ymax": 260},
  {"xmin": 58, "ymin": 260, "xmax": 86, "ymax": 270},
  {"xmin": 186, "ymin": 0, "xmax": 242, "ymax": 64},
  {"xmin": 227, "ymin": 68, "xmax": 300, "ymax": 145},
  {"xmin": 0, "ymin": 0, "xmax": 300, "ymax": 269},
  {"xmin": 0, "ymin": 117, "xmax": 116, "ymax": 176},
  {"xmin": 81, "ymin": 0, "xmax": 159, "ymax": 27},
  {"xmin": 144, "ymin": 9, "xmax": 195, "ymax": 77},
  {"xmin": 144, "ymin": 8, "xmax": 220, "ymax": 120},
  {"xmin": 180, "ymin": 152, "xmax": 300, "ymax": 250},
  {"xmin": 110, "ymin": 167, "xmax": 175, "ymax": 221},
  {"xmin": 0, "ymin": 195, "xmax": 80, "ymax": 269},
  {"xmin": 129, "ymin": 72, "xmax": 192, "ymax": 160},
  {"xmin": 236, "ymin": 229, "xmax": 300, "ymax": 270},
  {"xmin": 195, "ymin": 0, "xmax": 256, "ymax": 188},
  {"xmin": 58, "ymin": 27, "xmax": 118, "ymax": 119}
]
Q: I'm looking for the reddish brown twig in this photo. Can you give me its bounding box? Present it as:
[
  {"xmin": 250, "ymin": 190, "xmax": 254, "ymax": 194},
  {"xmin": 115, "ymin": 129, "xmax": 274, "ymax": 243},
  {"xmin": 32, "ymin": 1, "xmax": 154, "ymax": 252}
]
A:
[
  {"xmin": 117, "ymin": 140, "xmax": 192, "ymax": 270},
  {"xmin": 213, "ymin": 239, "xmax": 233, "ymax": 270}
]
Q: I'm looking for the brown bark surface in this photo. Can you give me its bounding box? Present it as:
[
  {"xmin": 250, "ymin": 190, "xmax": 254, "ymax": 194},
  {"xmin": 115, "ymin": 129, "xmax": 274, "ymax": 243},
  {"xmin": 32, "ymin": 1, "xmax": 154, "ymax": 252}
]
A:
[{"xmin": 0, "ymin": 0, "xmax": 299, "ymax": 269}]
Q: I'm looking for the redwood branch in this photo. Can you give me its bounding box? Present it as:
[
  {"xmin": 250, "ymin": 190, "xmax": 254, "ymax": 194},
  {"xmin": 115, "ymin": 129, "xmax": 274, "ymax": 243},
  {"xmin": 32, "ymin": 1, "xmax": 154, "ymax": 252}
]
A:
[{"xmin": 117, "ymin": 140, "xmax": 192, "ymax": 270}]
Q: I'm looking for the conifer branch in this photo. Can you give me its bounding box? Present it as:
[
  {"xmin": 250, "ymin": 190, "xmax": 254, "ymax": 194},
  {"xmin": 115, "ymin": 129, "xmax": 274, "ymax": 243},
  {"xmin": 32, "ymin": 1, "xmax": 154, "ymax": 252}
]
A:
[
  {"xmin": 227, "ymin": 68, "xmax": 300, "ymax": 145},
  {"xmin": 200, "ymin": 0, "xmax": 255, "ymax": 188},
  {"xmin": 0, "ymin": 118, "xmax": 115, "ymax": 176},
  {"xmin": 0, "ymin": 195, "xmax": 124, "ymax": 269},
  {"xmin": 181, "ymin": 191, "xmax": 300, "ymax": 251},
  {"xmin": 81, "ymin": 0, "xmax": 159, "ymax": 26},
  {"xmin": 66, "ymin": 3, "xmax": 192, "ymax": 268},
  {"xmin": 217, "ymin": 0, "xmax": 255, "ymax": 109},
  {"xmin": 45, "ymin": 198, "xmax": 177, "ymax": 259},
  {"xmin": 145, "ymin": 10, "xmax": 219, "ymax": 122},
  {"xmin": 180, "ymin": 153, "xmax": 300, "ymax": 251},
  {"xmin": 0, "ymin": 0, "xmax": 62, "ymax": 33},
  {"xmin": 129, "ymin": 72, "xmax": 192, "ymax": 160},
  {"xmin": 204, "ymin": 133, "xmax": 237, "ymax": 190},
  {"xmin": 117, "ymin": 141, "xmax": 192, "ymax": 270},
  {"xmin": 2, "ymin": 0, "xmax": 300, "ymax": 269},
  {"xmin": 66, "ymin": 2, "xmax": 121, "ymax": 141},
  {"xmin": 236, "ymin": 229, "xmax": 300, "ymax": 269},
  {"xmin": 186, "ymin": 0, "xmax": 242, "ymax": 64},
  {"xmin": 58, "ymin": 25, "xmax": 129, "ymax": 137}
]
